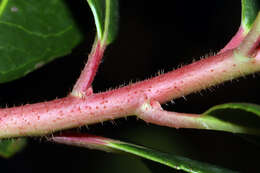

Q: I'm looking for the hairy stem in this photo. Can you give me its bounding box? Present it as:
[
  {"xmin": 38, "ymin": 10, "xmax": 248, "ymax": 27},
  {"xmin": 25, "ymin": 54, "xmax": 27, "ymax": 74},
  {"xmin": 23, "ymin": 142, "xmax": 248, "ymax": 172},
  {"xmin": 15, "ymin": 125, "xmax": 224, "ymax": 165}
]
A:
[
  {"xmin": 71, "ymin": 39, "xmax": 106, "ymax": 98},
  {"xmin": 137, "ymin": 100, "xmax": 260, "ymax": 135},
  {"xmin": 1, "ymin": 49, "xmax": 260, "ymax": 138}
]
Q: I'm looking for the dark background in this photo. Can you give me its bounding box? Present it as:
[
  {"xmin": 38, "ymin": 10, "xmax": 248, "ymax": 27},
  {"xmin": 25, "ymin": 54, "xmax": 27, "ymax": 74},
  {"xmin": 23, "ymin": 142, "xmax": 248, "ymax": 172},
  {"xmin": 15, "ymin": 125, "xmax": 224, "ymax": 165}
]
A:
[{"xmin": 1, "ymin": 0, "xmax": 260, "ymax": 172}]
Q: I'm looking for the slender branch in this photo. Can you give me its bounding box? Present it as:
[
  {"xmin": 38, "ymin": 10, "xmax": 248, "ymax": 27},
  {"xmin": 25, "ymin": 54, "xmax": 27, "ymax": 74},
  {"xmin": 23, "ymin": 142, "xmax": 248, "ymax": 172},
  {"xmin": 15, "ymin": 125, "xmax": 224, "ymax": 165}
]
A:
[
  {"xmin": 2, "ymin": 12, "xmax": 260, "ymax": 139},
  {"xmin": 136, "ymin": 99, "xmax": 260, "ymax": 135},
  {"xmin": 1, "ymin": 48, "xmax": 260, "ymax": 138},
  {"xmin": 71, "ymin": 39, "xmax": 106, "ymax": 98},
  {"xmin": 136, "ymin": 99, "xmax": 200, "ymax": 129}
]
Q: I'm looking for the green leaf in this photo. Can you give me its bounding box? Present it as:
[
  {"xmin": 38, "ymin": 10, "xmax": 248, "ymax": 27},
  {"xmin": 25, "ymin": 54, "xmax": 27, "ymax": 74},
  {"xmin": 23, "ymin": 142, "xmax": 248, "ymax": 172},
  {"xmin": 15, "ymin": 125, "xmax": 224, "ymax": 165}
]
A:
[
  {"xmin": 241, "ymin": 0, "xmax": 260, "ymax": 32},
  {"xmin": 0, "ymin": 138, "xmax": 26, "ymax": 158},
  {"xmin": 53, "ymin": 134, "xmax": 236, "ymax": 173},
  {"xmin": 86, "ymin": 0, "xmax": 119, "ymax": 45},
  {"xmin": 108, "ymin": 142, "xmax": 236, "ymax": 173},
  {"xmin": 196, "ymin": 103, "xmax": 260, "ymax": 135},
  {"xmin": 0, "ymin": 0, "xmax": 83, "ymax": 83}
]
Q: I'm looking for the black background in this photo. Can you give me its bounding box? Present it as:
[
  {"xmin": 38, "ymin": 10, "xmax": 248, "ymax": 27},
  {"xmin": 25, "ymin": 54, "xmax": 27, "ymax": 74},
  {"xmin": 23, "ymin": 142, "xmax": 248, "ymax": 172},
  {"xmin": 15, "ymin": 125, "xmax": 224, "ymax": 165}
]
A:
[{"xmin": 1, "ymin": 0, "xmax": 260, "ymax": 172}]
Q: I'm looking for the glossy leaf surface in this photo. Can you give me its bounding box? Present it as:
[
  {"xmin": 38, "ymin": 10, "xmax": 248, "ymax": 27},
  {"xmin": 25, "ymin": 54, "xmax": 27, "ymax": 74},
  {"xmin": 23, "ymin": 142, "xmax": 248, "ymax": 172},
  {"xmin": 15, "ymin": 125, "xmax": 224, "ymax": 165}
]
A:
[
  {"xmin": 0, "ymin": 0, "xmax": 82, "ymax": 83},
  {"xmin": 53, "ymin": 133, "xmax": 236, "ymax": 173},
  {"xmin": 241, "ymin": 0, "xmax": 260, "ymax": 32}
]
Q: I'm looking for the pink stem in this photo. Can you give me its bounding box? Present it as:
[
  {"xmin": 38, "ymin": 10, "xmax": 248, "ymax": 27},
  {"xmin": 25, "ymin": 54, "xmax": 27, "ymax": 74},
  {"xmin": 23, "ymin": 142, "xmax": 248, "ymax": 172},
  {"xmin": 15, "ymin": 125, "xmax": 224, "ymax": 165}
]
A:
[
  {"xmin": 52, "ymin": 133, "xmax": 110, "ymax": 146},
  {"xmin": 136, "ymin": 99, "xmax": 200, "ymax": 129},
  {"xmin": 51, "ymin": 133, "xmax": 119, "ymax": 152},
  {"xmin": 71, "ymin": 40, "xmax": 106, "ymax": 97},
  {"xmin": 136, "ymin": 99, "xmax": 260, "ymax": 135},
  {"xmin": 1, "ymin": 49, "xmax": 260, "ymax": 138}
]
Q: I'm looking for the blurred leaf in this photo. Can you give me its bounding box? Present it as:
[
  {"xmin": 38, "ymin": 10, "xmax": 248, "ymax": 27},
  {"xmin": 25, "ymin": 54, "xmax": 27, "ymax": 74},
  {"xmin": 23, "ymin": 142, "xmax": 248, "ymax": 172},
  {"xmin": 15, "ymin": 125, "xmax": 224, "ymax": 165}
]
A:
[
  {"xmin": 86, "ymin": 0, "xmax": 119, "ymax": 44},
  {"xmin": 241, "ymin": 0, "xmax": 260, "ymax": 32},
  {"xmin": 53, "ymin": 133, "xmax": 236, "ymax": 173},
  {"xmin": 0, "ymin": 138, "xmax": 26, "ymax": 158},
  {"xmin": 0, "ymin": 0, "xmax": 83, "ymax": 83},
  {"xmin": 196, "ymin": 103, "xmax": 260, "ymax": 135}
]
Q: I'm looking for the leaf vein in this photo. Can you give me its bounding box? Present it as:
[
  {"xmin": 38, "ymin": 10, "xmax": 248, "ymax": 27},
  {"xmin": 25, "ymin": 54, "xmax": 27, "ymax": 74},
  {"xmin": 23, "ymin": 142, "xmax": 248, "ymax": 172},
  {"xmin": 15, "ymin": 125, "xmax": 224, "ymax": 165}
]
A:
[{"xmin": 0, "ymin": 20, "xmax": 73, "ymax": 38}]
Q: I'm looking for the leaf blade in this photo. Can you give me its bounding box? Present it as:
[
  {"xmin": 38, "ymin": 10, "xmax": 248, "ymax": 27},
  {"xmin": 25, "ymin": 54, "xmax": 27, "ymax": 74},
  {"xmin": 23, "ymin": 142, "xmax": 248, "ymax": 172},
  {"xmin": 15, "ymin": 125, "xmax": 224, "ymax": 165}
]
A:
[
  {"xmin": 52, "ymin": 133, "xmax": 236, "ymax": 173},
  {"xmin": 241, "ymin": 0, "xmax": 260, "ymax": 32},
  {"xmin": 195, "ymin": 103, "xmax": 260, "ymax": 135},
  {"xmin": 0, "ymin": 0, "xmax": 83, "ymax": 83}
]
